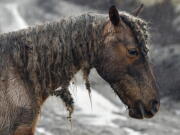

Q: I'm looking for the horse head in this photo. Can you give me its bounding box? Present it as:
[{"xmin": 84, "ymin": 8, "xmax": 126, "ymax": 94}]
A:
[{"xmin": 95, "ymin": 5, "xmax": 160, "ymax": 119}]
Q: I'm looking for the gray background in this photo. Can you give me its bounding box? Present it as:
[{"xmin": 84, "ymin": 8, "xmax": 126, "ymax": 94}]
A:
[{"xmin": 0, "ymin": 0, "xmax": 180, "ymax": 135}]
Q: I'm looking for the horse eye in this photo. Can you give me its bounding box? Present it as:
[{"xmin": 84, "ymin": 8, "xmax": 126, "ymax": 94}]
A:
[{"xmin": 128, "ymin": 49, "xmax": 139, "ymax": 56}]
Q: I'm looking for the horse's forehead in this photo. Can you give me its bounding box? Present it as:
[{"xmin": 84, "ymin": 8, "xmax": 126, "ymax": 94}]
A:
[
  {"xmin": 101, "ymin": 12, "xmax": 149, "ymax": 53},
  {"xmin": 103, "ymin": 24, "xmax": 138, "ymax": 48}
]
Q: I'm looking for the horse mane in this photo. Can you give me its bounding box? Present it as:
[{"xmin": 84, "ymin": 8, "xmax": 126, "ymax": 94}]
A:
[{"xmin": 0, "ymin": 13, "xmax": 107, "ymax": 119}]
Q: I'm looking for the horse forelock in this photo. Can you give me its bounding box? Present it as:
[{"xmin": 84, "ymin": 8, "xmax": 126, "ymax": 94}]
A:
[{"xmin": 119, "ymin": 12, "xmax": 150, "ymax": 56}]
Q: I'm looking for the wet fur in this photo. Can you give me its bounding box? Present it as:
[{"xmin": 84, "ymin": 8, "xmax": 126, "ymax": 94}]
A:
[{"xmin": 0, "ymin": 12, "xmax": 149, "ymax": 134}]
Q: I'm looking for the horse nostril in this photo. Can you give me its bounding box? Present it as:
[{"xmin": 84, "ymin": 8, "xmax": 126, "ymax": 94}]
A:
[{"xmin": 150, "ymin": 100, "xmax": 159, "ymax": 114}]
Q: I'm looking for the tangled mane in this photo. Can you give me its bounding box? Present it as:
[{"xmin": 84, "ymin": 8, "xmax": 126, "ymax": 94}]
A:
[{"xmin": 0, "ymin": 13, "xmax": 106, "ymax": 121}]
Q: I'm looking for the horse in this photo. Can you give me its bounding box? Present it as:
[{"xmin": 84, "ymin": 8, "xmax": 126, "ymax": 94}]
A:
[{"xmin": 0, "ymin": 5, "xmax": 160, "ymax": 135}]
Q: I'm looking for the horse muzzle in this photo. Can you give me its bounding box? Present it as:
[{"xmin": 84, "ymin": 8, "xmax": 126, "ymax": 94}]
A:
[{"xmin": 128, "ymin": 100, "xmax": 160, "ymax": 119}]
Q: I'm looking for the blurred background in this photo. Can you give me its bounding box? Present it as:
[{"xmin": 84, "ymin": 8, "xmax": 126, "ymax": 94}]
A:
[{"xmin": 0, "ymin": 0, "xmax": 180, "ymax": 135}]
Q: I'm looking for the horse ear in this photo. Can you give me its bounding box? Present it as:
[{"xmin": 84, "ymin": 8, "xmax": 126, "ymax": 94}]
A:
[
  {"xmin": 132, "ymin": 4, "xmax": 144, "ymax": 16},
  {"xmin": 109, "ymin": 5, "xmax": 120, "ymax": 26}
]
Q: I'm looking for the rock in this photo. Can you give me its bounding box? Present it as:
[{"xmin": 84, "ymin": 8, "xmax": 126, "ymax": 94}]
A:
[{"xmin": 152, "ymin": 45, "xmax": 180, "ymax": 100}]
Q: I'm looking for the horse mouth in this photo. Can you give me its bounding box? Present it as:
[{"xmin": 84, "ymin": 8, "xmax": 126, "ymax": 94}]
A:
[{"xmin": 128, "ymin": 101, "xmax": 157, "ymax": 119}]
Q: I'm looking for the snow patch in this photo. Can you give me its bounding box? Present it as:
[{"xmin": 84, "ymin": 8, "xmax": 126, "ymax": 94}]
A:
[
  {"xmin": 123, "ymin": 127, "xmax": 148, "ymax": 135},
  {"xmin": 69, "ymin": 83, "xmax": 127, "ymax": 127},
  {"xmin": 37, "ymin": 127, "xmax": 53, "ymax": 135},
  {"xmin": 2, "ymin": 3, "xmax": 28, "ymax": 32}
]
